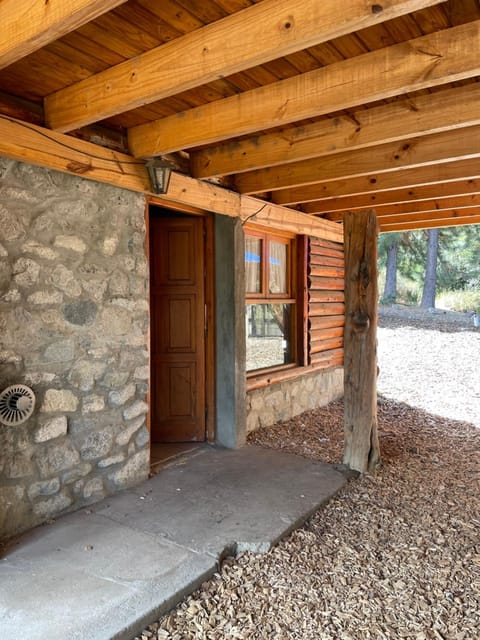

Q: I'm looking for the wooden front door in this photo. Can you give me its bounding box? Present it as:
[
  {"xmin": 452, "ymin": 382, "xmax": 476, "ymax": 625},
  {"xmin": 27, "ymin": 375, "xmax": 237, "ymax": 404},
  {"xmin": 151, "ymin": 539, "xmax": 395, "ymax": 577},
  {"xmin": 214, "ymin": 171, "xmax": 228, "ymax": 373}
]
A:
[{"xmin": 150, "ymin": 211, "xmax": 206, "ymax": 442}]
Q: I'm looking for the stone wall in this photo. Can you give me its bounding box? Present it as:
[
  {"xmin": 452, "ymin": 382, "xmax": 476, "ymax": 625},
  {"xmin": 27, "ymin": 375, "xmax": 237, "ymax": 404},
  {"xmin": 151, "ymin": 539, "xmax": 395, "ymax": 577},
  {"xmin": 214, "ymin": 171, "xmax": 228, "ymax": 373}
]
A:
[
  {"xmin": 246, "ymin": 367, "xmax": 343, "ymax": 433},
  {"xmin": 0, "ymin": 159, "xmax": 150, "ymax": 540}
]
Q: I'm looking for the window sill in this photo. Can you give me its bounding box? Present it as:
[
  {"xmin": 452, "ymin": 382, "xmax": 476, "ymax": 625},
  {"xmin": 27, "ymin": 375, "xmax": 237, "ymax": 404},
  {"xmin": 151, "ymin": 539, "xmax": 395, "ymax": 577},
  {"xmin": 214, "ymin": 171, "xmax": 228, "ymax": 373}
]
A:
[{"xmin": 246, "ymin": 361, "xmax": 343, "ymax": 392}]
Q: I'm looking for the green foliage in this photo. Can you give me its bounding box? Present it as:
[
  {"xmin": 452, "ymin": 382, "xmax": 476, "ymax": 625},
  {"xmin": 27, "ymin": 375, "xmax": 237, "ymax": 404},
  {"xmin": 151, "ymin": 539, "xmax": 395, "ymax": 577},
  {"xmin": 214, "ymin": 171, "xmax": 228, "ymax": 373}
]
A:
[{"xmin": 378, "ymin": 225, "xmax": 480, "ymax": 305}]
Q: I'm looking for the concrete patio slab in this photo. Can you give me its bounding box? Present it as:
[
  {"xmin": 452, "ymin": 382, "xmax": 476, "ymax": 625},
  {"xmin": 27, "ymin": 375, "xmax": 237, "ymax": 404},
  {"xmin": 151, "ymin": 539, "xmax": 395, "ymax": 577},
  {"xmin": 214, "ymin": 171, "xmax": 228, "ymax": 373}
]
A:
[{"xmin": 0, "ymin": 445, "xmax": 346, "ymax": 640}]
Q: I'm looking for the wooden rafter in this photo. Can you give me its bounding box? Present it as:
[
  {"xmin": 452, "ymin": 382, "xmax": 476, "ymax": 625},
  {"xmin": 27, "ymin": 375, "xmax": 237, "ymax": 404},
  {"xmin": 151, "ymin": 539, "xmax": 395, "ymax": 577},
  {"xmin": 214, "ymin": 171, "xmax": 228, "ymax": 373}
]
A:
[
  {"xmin": 128, "ymin": 21, "xmax": 480, "ymax": 158},
  {"xmin": 272, "ymin": 158, "xmax": 480, "ymax": 205},
  {"xmin": 45, "ymin": 0, "xmax": 444, "ymax": 132},
  {"xmin": 302, "ymin": 181, "xmax": 480, "ymax": 214},
  {"xmin": 0, "ymin": 0, "xmax": 127, "ymax": 70},
  {"xmin": 322, "ymin": 194, "xmax": 480, "ymax": 221},
  {"xmin": 380, "ymin": 214, "xmax": 480, "ymax": 231},
  {"xmin": 367, "ymin": 195, "xmax": 480, "ymax": 217},
  {"xmin": 191, "ymin": 83, "xmax": 480, "ymax": 179},
  {"xmin": 234, "ymin": 125, "xmax": 480, "ymax": 194},
  {"xmin": 376, "ymin": 206, "xmax": 480, "ymax": 226}
]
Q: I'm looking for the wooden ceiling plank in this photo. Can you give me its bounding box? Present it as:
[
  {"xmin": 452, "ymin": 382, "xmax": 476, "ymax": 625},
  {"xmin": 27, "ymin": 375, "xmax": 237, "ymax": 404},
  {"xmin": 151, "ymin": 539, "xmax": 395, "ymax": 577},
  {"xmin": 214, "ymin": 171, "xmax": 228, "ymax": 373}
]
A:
[
  {"xmin": 448, "ymin": 0, "xmax": 480, "ymax": 25},
  {"xmin": 380, "ymin": 213, "xmax": 480, "ymax": 231},
  {"xmin": 45, "ymin": 0, "xmax": 443, "ymax": 133},
  {"xmin": 301, "ymin": 180, "xmax": 480, "ymax": 213},
  {"xmin": 0, "ymin": 0, "xmax": 127, "ymax": 70},
  {"xmin": 273, "ymin": 158, "xmax": 480, "ymax": 205},
  {"xmin": 191, "ymin": 82, "xmax": 480, "ymax": 179},
  {"xmin": 235, "ymin": 124, "xmax": 480, "ymax": 193},
  {"xmin": 128, "ymin": 20, "xmax": 480, "ymax": 157}
]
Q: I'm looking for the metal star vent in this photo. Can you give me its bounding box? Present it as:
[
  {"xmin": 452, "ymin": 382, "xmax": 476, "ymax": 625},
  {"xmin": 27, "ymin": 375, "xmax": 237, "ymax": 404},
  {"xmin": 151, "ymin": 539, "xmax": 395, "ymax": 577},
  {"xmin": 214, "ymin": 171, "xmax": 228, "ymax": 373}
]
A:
[{"xmin": 0, "ymin": 385, "xmax": 35, "ymax": 426}]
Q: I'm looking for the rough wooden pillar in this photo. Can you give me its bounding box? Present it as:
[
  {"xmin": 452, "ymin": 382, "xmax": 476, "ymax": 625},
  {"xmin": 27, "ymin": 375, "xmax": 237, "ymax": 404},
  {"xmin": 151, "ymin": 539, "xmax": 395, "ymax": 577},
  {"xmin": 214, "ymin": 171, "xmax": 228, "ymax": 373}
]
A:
[{"xmin": 343, "ymin": 210, "xmax": 381, "ymax": 473}]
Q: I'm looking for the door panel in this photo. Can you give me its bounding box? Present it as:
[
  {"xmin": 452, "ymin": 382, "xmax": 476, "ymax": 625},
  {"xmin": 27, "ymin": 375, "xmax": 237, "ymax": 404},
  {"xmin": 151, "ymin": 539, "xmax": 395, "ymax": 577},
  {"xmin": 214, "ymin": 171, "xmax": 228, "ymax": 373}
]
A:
[{"xmin": 150, "ymin": 213, "xmax": 206, "ymax": 443}]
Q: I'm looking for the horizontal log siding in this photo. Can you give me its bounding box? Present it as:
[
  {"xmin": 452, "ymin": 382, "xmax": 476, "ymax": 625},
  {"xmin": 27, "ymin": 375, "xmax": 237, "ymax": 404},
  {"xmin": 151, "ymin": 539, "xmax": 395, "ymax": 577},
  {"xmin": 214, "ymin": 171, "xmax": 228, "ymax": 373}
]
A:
[{"xmin": 308, "ymin": 237, "xmax": 345, "ymax": 367}]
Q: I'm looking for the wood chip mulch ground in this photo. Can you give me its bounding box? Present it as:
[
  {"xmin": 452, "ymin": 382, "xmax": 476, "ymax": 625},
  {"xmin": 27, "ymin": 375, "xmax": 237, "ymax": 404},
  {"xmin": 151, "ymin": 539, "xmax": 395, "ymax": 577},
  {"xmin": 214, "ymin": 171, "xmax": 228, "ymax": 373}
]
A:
[{"xmin": 135, "ymin": 312, "xmax": 480, "ymax": 640}]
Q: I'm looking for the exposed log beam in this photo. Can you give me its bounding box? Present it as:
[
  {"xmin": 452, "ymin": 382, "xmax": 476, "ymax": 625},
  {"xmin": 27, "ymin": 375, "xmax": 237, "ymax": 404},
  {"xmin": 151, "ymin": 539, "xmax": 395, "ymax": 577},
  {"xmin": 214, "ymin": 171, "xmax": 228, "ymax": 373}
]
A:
[
  {"xmin": 235, "ymin": 125, "xmax": 480, "ymax": 194},
  {"xmin": 273, "ymin": 158, "xmax": 480, "ymax": 205},
  {"xmin": 241, "ymin": 197, "xmax": 343, "ymax": 243},
  {"xmin": 0, "ymin": 114, "xmax": 238, "ymax": 214},
  {"xmin": 301, "ymin": 180, "xmax": 480, "ymax": 214},
  {"xmin": 191, "ymin": 83, "xmax": 480, "ymax": 179},
  {"xmin": 128, "ymin": 21, "xmax": 480, "ymax": 158},
  {"xmin": 381, "ymin": 214, "xmax": 480, "ymax": 231},
  {"xmin": 370, "ymin": 194, "xmax": 480, "ymax": 217},
  {"xmin": 45, "ymin": 0, "xmax": 444, "ymax": 133},
  {"xmin": 0, "ymin": 0, "xmax": 126, "ymax": 70},
  {"xmin": 0, "ymin": 115, "xmax": 340, "ymax": 240},
  {"xmin": 377, "ymin": 206, "xmax": 480, "ymax": 226},
  {"xmin": 322, "ymin": 195, "xmax": 480, "ymax": 221}
]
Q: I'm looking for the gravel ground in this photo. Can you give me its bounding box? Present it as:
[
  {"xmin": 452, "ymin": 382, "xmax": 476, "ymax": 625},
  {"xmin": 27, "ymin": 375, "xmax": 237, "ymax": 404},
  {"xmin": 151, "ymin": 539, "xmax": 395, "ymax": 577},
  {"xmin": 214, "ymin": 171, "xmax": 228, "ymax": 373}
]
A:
[
  {"xmin": 134, "ymin": 310, "xmax": 480, "ymax": 640},
  {"xmin": 378, "ymin": 306, "xmax": 480, "ymax": 427}
]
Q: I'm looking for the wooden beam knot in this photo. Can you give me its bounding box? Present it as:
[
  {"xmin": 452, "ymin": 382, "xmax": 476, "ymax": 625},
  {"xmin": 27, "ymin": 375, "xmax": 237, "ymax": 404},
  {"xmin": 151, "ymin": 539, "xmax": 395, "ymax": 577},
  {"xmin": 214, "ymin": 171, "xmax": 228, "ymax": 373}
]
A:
[
  {"xmin": 66, "ymin": 160, "xmax": 93, "ymax": 174},
  {"xmin": 351, "ymin": 311, "xmax": 370, "ymax": 334}
]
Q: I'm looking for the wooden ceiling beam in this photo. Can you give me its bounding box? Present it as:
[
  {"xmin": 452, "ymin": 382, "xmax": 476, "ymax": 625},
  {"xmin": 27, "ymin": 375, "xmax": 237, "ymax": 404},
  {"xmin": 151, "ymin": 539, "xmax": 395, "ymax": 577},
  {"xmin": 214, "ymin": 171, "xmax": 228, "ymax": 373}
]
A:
[
  {"xmin": 44, "ymin": 0, "xmax": 440, "ymax": 133},
  {"xmin": 272, "ymin": 158, "xmax": 480, "ymax": 205},
  {"xmin": 301, "ymin": 180, "xmax": 480, "ymax": 214},
  {"xmin": 380, "ymin": 212, "xmax": 480, "ymax": 232},
  {"xmin": 0, "ymin": 0, "xmax": 127, "ymax": 70},
  {"xmin": 0, "ymin": 114, "xmax": 238, "ymax": 214},
  {"xmin": 241, "ymin": 197, "xmax": 342, "ymax": 243},
  {"xmin": 191, "ymin": 83, "xmax": 480, "ymax": 179},
  {"xmin": 322, "ymin": 195, "xmax": 480, "ymax": 221},
  {"xmin": 376, "ymin": 206, "xmax": 480, "ymax": 225},
  {"xmin": 128, "ymin": 21, "xmax": 480, "ymax": 158},
  {"xmin": 369, "ymin": 194, "xmax": 480, "ymax": 217},
  {"xmin": 235, "ymin": 125, "xmax": 480, "ymax": 194},
  {"xmin": 0, "ymin": 115, "xmax": 340, "ymax": 240}
]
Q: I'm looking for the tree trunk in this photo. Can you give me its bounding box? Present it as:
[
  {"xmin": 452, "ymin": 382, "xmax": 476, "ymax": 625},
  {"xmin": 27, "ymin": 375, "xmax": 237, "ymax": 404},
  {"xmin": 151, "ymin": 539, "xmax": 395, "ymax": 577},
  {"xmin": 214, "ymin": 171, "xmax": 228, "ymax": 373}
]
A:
[
  {"xmin": 420, "ymin": 228, "xmax": 439, "ymax": 309},
  {"xmin": 383, "ymin": 238, "xmax": 398, "ymax": 301},
  {"xmin": 343, "ymin": 210, "xmax": 381, "ymax": 474}
]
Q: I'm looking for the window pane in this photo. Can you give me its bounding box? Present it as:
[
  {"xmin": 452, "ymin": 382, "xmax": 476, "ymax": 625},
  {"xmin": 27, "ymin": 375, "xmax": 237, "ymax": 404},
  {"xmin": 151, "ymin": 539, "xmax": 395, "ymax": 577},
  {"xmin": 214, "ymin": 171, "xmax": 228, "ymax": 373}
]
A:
[
  {"xmin": 269, "ymin": 241, "xmax": 288, "ymax": 294},
  {"xmin": 246, "ymin": 303, "xmax": 294, "ymax": 371},
  {"xmin": 245, "ymin": 237, "xmax": 262, "ymax": 293}
]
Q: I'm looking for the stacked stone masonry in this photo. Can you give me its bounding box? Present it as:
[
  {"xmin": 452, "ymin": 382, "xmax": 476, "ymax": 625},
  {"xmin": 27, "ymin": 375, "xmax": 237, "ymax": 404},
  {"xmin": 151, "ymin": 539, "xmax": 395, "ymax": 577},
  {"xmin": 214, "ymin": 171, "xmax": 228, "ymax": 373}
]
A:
[
  {"xmin": 246, "ymin": 367, "xmax": 343, "ymax": 434},
  {"xmin": 0, "ymin": 159, "xmax": 150, "ymax": 540}
]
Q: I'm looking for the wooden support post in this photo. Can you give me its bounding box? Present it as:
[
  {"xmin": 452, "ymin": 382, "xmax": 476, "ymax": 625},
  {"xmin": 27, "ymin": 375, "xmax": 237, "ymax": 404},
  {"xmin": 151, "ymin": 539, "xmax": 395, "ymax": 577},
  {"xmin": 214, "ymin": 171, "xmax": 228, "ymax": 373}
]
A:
[{"xmin": 343, "ymin": 210, "xmax": 381, "ymax": 473}]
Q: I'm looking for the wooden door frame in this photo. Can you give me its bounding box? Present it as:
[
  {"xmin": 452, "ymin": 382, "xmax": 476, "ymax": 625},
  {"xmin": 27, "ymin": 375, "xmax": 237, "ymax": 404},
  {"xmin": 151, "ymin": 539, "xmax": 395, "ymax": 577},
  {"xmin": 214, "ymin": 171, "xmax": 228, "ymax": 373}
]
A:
[{"xmin": 146, "ymin": 196, "xmax": 216, "ymax": 443}]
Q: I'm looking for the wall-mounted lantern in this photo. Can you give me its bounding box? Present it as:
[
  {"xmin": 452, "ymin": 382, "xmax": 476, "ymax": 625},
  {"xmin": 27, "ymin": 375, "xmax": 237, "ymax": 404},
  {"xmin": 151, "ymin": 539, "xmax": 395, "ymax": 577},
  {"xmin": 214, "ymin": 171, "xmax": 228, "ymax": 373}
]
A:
[{"xmin": 146, "ymin": 159, "xmax": 172, "ymax": 194}]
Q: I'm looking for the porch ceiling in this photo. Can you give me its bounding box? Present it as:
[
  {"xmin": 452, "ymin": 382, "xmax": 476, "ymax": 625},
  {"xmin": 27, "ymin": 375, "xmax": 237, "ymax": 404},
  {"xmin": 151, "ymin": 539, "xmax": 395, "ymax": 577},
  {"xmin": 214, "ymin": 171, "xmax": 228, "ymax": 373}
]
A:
[{"xmin": 0, "ymin": 0, "xmax": 479, "ymax": 233}]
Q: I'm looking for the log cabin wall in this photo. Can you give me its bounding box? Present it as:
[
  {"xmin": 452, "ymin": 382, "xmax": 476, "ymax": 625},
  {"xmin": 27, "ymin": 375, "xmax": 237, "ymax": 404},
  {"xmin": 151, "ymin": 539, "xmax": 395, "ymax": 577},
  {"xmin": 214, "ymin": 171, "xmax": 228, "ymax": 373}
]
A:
[
  {"xmin": 246, "ymin": 235, "xmax": 344, "ymax": 434},
  {"xmin": 308, "ymin": 237, "xmax": 345, "ymax": 368}
]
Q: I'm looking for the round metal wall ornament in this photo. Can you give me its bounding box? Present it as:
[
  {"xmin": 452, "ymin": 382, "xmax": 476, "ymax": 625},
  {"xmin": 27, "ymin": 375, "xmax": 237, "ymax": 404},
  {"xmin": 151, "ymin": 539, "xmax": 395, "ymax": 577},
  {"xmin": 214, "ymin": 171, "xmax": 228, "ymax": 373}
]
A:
[{"xmin": 0, "ymin": 384, "xmax": 36, "ymax": 426}]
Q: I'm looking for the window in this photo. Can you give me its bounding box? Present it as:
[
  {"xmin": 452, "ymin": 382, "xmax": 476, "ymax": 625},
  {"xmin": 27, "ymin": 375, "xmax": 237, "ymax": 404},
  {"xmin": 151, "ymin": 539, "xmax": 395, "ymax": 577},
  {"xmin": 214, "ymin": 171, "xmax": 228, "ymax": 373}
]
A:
[{"xmin": 245, "ymin": 229, "xmax": 297, "ymax": 373}]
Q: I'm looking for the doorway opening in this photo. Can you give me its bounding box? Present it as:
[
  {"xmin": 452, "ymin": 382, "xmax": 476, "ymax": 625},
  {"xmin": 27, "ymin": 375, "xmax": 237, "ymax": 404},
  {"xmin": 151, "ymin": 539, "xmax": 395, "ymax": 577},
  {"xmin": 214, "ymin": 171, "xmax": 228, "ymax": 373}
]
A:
[{"xmin": 148, "ymin": 204, "xmax": 214, "ymax": 465}]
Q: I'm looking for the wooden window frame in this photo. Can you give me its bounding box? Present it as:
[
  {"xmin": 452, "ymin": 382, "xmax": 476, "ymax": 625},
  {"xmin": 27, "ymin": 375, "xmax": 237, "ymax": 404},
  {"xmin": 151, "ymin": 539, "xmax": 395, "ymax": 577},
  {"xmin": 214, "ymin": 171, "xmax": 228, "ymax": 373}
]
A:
[{"xmin": 245, "ymin": 225, "xmax": 305, "ymax": 377}]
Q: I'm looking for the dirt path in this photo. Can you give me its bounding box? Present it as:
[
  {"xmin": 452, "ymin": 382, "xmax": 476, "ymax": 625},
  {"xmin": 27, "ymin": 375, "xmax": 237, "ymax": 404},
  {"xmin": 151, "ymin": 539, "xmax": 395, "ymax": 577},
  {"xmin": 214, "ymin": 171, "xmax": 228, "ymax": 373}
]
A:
[{"xmin": 134, "ymin": 311, "xmax": 480, "ymax": 640}]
